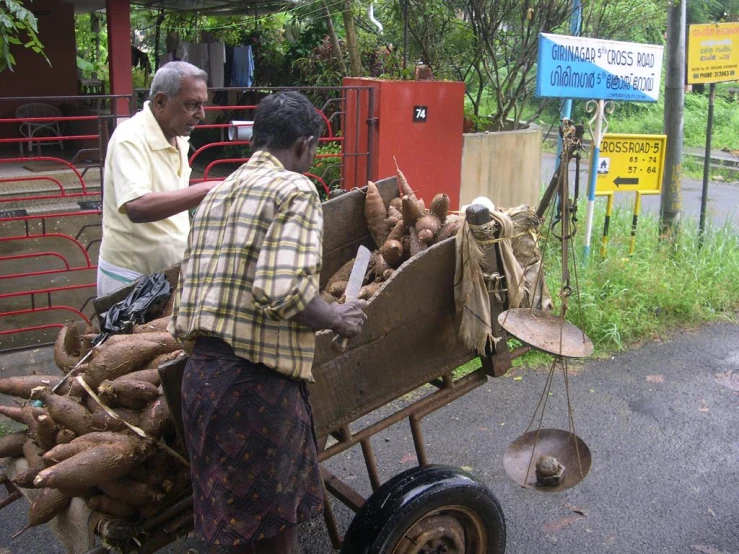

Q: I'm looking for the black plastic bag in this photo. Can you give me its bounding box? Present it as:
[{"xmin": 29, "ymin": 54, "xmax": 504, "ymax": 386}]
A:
[{"xmin": 99, "ymin": 272, "xmax": 172, "ymax": 337}]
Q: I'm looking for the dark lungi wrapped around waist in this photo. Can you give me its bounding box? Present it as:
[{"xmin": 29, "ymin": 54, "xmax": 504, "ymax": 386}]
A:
[{"xmin": 181, "ymin": 336, "xmax": 323, "ymax": 546}]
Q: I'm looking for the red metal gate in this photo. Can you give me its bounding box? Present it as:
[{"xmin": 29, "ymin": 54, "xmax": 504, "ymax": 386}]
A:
[{"xmin": 0, "ymin": 86, "xmax": 374, "ymax": 351}]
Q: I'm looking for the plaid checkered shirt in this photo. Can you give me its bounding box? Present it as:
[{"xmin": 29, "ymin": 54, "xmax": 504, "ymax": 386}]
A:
[{"xmin": 170, "ymin": 151, "xmax": 324, "ymax": 381}]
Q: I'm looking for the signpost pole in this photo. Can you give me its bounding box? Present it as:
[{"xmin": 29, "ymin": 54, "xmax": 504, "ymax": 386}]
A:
[
  {"xmin": 630, "ymin": 192, "xmax": 643, "ymax": 255},
  {"xmin": 553, "ymin": 0, "xmax": 583, "ymax": 172},
  {"xmin": 600, "ymin": 192, "xmax": 613, "ymax": 257},
  {"xmin": 699, "ymin": 82, "xmax": 716, "ymax": 243},
  {"xmin": 584, "ymin": 99, "xmax": 611, "ymax": 258},
  {"xmin": 687, "ymin": 22, "xmax": 739, "ymax": 244}
]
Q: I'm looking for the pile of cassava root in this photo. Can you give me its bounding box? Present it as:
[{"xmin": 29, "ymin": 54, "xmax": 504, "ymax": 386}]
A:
[
  {"xmin": 0, "ymin": 316, "xmax": 189, "ymax": 541},
  {"xmin": 321, "ymin": 159, "xmax": 462, "ymax": 303}
]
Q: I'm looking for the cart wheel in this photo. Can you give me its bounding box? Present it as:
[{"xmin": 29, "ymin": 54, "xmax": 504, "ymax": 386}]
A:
[{"xmin": 340, "ymin": 464, "xmax": 505, "ymax": 554}]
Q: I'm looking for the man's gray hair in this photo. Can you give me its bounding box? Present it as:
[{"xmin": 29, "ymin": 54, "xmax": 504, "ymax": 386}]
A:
[{"xmin": 150, "ymin": 61, "xmax": 207, "ymax": 98}]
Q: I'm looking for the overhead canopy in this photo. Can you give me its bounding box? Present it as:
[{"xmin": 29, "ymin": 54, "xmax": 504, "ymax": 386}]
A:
[
  {"xmin": 129, "ymin": 0, "xmax": 294, "ymax": 16},
  {"xmin": 63, "ymin": 0, "xmax": 295, "ymax": 15}
]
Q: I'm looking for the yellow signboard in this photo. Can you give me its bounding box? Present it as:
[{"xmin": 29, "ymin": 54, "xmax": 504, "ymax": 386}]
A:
[
  {"xmin": 594, "ymin": 134, "xmax": 666, "ymax": 193},
  {"xmin": 687, "ymin": 23, "xmax": 739, "ymax": 84}
]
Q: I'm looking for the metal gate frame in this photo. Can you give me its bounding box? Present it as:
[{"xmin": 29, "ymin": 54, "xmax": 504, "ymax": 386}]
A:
[{"xmin": 0, "ymin": 86, "xmax": 375, "ymax": 351}]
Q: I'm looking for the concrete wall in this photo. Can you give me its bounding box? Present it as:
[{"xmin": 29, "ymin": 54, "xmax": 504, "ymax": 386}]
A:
[{"xmin": 460, "ymin": 125, "xmax": 542, "ymax": 210}]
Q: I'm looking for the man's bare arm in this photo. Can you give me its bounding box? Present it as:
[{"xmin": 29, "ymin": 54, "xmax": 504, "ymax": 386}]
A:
[{"xmin": 124, "ymin": 181, "xmax": 221, "ymax": 223}]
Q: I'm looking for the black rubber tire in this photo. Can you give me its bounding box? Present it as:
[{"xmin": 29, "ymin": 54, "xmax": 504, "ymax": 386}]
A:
[{"xmin": 340, "ymin": 464, "xmax": 506, "ymax": 554}]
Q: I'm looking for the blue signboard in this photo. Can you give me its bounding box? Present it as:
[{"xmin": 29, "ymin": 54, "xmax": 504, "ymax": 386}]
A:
[{"xmin": 536, "ymin": 33, "xmax": 664, "ymax": 102}]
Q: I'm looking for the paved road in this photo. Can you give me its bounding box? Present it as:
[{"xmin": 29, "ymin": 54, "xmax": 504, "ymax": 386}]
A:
[
  {"xmin": 541, "ymin": 152, "xmax": 739, "ymax": 228},
  {"xmin": 2, "ymin": 322, "xmax": 739, "ymax": 553}
]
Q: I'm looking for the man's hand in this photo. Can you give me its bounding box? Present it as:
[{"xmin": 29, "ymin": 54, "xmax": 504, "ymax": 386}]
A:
[
  {"xmin": 330, "ymin": 299, "xmax": 368, "ymax": 338},
  {"xmin": 290, "ymin": 296, "xmax": 367, "ymax": 337}
]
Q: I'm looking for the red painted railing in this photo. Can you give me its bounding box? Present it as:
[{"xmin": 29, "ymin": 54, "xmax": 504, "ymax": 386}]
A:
[
  {"xmin": 1, "ymin": 87, "xmax": 373, "ymax": 350},
  {"xmin": 0, "ymin": 95, "xmax": 122, "ymax": 349}
]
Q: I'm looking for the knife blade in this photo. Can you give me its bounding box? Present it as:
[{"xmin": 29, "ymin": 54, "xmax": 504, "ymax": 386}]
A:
[{"xmin": 332, "ymin": 245, "xmax": 371, "ymax": 352}]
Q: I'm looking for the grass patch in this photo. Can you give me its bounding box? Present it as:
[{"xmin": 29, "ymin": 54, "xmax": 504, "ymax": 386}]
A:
[
  {"xmin": 489, "ymin": 199, "xmax": 739, "ymax": 370},
  {"xmin": 0, "ymin": 419, "xmax": 11, "ymax": 437}
]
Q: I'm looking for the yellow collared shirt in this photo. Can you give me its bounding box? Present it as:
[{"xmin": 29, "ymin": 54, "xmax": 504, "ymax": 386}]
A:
[{"xmin": 99, "ymin": 101, "xmax": 192, "ymax": 275}]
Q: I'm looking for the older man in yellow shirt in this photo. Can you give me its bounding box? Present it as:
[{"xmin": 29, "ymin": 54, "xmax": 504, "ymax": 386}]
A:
[{"xmin": 97, "ymin": 61, "xmax": 218, "ymax": 297}]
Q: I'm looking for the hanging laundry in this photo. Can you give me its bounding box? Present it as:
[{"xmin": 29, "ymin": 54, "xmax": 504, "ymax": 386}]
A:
[
  {"xmin": 208, "ymin": 42, "xmax": 226, "ymax": 88},
  {"xmin": 224, "ymin": 45, "xmax": 234, "ymax": 87},
  {"xmin": 232, "ymin": 45, "xmax": 255, "ymax": 88},
  {"xmin": 158, "ymin": 52, "xmax": 174, "ymax": 68},
  {"xmin": 182, "ymin": 42, "xmax": 209, "ymax": 75},
  {"xmin": 166, "ymin": 32, "xmax": 179, "ymax": 55},
  {"xmin": 174, "ymin": 41, "xmax": 187, "ymax": 61}
]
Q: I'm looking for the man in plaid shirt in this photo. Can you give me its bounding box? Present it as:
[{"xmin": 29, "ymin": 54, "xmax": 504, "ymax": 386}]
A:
[{"xmin": 170, "ymin": 91, "xmax": 366, "ymax": 553}]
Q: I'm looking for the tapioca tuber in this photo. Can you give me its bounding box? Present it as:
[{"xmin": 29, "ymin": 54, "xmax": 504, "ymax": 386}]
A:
[
  {"xmin": 53, "ymin": 322, "xmax": 82, "ymax": 372},
  {"xmin": 437, "ymin": 215, "xmax": 463, "ymax": 242},
  {"xmin": 34, "ymin": 414, "xmax": 58, "ymax": 451},
  {"xmin": 98, "ymin": 379, "xmax": 160, "ymax": 411},
  {"xmin": 99, "ymin": 478, "xmax": 165, "ymax": 506},
  {"xmin": 325, "ymin": 258, "xmax": 354, "ymax": 293},
  {"xmin": 132, "ymin": 316, "xmax": 170, "ymax": 334},
  {"xmin": 359, "ymin": 282, "xmax": 383, "ymax": 301},
  {"xmin": 42, "ymin": 432, "xmax": 133, "ymax": 466},
  {"xmin": 115, "ymin": 368, "xmax": 162, "ymax": 386},
  {"xmin": 0, "ymin": 375, "xmax": 66, "ymax": 399},
  {"xmin": 408, "ymin": 226, "xmax": 428, "ymax": 257},
  {"xmin": 0, "ymin": 405, "xmax": 25, "ymax": 424},
  {"xmin": 393, "ymin": 157, "xmax": 416, "ymax": 200},
  {"xmin": 0, "ymin": 431, "xmax": 27, "ymax": 458},
  {"xmin": 386, "ymin": 219, "xmax": 405, "ymax": 243},
  {"xmin": 364, "ymin": 180, "xmax": 391, "ymax": 248},
  {"xmin": 326, "ymin": 280, "xmax": 348, "ymax": 299},
  {"xmin": 13, "ymin": 464, "xmax": 45, "ymax": 489},
  {"xmin": 55, "ymin": 428, "xmax": 76, "ymax": 445},
  {"xmin": 415, "ymin": 213, "xmax": 442, "ymax": 244},
  {"xmin": 87, "ymin": 494, "xmax": 137, "ymax": 517},
  {"xmin": 34, "ymin": 439, "xmax": 152, "ymax": 490},
  {"xmin": 84, "ymin": 332, "xmax": 180, "ymax": 388},
  {"xmin": 139, "ymin": 396, "xmax": 171, "ymax": 439},
  {"xmin": 29, "ymin": 488, "xmax": 71, "ymax": 527},
  {"xmin": 380, "ymin": 239, "xmax": 404, "ymax": 267},
  {"xmin": 90, "ymin": 407, "xmax": 141, "ymax": 432},
  {"xmin": 401, "ymin": 196, "xmax": 425, "ymax": 227},
  {"xmin": 373, "ymin": 252, "xmax": 389, "ymax": 281},
  {"xmin": 429, "ymin": 193, "xmax": 450, "ymax": 222},
  {"xmin": 30, "ymin": 387, "xmax": 92, "ymax": 437},
  {"xmin": 143, "ymin": 350, "xmax": 183, "ymax": 371},
  {"xmin": 387, "ymin": 203, "xmax": 403, "ymax": 222}
]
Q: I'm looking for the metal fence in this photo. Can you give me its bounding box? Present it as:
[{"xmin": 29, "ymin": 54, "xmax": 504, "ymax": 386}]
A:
[
  {"xmin": 0, "ymin": 94, "xmax": 131, "ymax": 350},
  {"xmin": 0, "ymin": 86, "xmax": 374, "ymax": 350}
]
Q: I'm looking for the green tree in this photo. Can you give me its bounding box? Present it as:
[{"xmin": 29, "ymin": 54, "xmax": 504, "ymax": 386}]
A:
[
  {"xmin": 583, "ymin": 0, "xmax": 667, "ymax": 43},
  {"xmin": 688, "ymin": 0, "xmax": 739, "ymax": 23},
  {"xmin": 0, "ymin": 0, "xmax": 46, "ymax": 72}
]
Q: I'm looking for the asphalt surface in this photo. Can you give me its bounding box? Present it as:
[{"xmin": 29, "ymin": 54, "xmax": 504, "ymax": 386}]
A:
[
  {"xmin": 541, "ymin": 152, "xmax": 739, "ymax": 228},
  {"xmin": 1, "ymin": 322, "xmax": 739, "ymax": 554}
]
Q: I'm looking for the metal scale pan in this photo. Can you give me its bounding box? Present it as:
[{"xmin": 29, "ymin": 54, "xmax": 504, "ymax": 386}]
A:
[
  {"xmin": 504, "ymin": 428, "xmax": 592, "ymax": 492},
  {"xmin": 498, "ymin": 309, "xmax": 593, "ymax": 491},
  {"xmin": 498, "ymin": 308, "xmax": 594, "ymax": 358}
]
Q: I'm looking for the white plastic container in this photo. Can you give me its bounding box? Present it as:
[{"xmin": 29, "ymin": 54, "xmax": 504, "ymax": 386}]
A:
[{"xmin": 229, "ymin": 120, "xmax": 254, "ymax": 141}]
